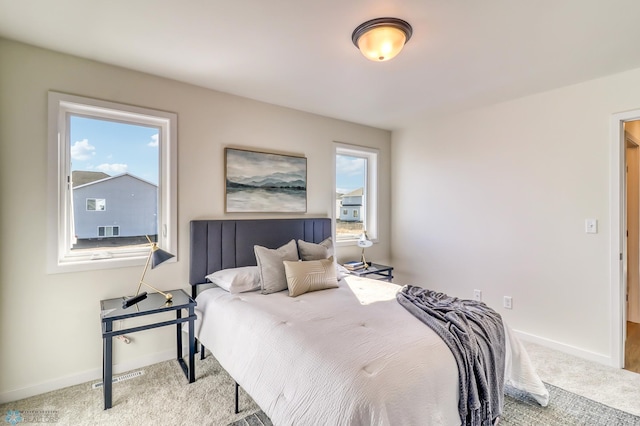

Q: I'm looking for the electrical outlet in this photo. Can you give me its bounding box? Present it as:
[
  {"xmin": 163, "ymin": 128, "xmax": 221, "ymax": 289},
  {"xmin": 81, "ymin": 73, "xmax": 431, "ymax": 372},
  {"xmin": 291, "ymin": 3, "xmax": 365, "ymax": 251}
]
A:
[
  {"xmin": 473, "ymin": 289, "xmax": 482, "ymax": 302},
  {"xmin": 503, "ymin": 296, "xmax": 513, "ymax": 309}
]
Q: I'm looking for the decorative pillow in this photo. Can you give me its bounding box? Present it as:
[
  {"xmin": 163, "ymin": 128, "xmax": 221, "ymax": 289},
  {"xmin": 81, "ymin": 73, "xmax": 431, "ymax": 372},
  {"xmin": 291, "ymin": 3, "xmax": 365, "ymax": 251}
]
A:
[
  {"xmin": 205, "ymin": 266, "xmax": 261, "ymax": 294},
  {"xmin": 336, "ymin": 264, "xmax": 350, "ymax": 280},
  {"xmin": 254, "ymin": 239, "xmax": 299, "ymax": 294},
  {"xmin": 283, "ymin": 257, "xmax": 339, "ymax": 297},
  {"xmin": 298, "ymin": 237, "xmax": 334, "ymax": 261}
]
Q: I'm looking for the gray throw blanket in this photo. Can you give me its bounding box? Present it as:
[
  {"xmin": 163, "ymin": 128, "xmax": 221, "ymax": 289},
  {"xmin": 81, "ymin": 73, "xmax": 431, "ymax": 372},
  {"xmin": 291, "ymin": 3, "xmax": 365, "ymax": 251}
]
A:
[{"xmin": 397, "ymin": 285, "xmax": 505, "ymax": 426}]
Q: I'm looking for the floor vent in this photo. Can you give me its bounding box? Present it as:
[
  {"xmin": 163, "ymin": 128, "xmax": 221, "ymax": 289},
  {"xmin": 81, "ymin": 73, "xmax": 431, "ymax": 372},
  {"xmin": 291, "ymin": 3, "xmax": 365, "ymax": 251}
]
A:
[{"xmin": 92, "ymin": 370, "xmax": 145, "ymax": 389}]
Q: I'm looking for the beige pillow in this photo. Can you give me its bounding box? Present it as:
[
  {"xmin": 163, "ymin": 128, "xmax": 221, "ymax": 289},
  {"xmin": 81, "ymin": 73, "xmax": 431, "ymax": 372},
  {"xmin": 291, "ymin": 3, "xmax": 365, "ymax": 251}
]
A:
[
  {"xmin": 298, "ymin": 237, "xmax": 334, "ymax": 261},
  {"xmin": 283, "ymin": 257, "xmax": 339, "ymax": 297},
  {"xmin": 254, "ymin": 240, "xmax": 299, "ymax": 294}
]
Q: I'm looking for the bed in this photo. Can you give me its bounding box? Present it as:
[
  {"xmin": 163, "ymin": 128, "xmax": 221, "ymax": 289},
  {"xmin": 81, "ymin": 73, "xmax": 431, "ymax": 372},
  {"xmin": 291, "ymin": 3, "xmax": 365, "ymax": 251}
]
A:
[{"xmin": 189, "ymin": 218, "xmax": 548, "ymax": 425}]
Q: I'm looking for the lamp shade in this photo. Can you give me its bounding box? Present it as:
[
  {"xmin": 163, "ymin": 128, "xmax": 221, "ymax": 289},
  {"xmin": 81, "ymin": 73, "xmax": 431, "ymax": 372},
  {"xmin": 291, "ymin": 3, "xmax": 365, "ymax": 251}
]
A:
[
  {"xmin": 352, "ymin": 18, "xmax": 413, "ymax": 62},
  {"xmin": 357, "ymin": 231, "xmax": 373, "ymax": 248},
  {"xmin": 150, "ymin": 244, "xmax": 175, "ymax": 269}
]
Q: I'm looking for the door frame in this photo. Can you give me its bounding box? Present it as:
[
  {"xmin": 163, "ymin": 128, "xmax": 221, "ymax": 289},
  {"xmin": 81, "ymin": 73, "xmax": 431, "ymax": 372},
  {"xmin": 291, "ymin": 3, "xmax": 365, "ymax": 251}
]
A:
[
  {"xmin": 611, "ymin": 109, "xmax": 640, "ymax": 368},
  {"xmin": 626, "ymin": 136, "xmax": 640, "ymax": 324}
]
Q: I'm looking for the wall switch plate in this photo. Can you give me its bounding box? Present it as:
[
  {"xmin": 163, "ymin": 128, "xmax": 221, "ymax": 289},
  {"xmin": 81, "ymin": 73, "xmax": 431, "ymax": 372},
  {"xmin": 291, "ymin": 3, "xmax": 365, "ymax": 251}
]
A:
[
  {"xmin": 473, "ymin": 289, "xmax": 482, "ymax": 302},
  {"xmin": 585, "ymin": 218, "xmax": 598, "ymax": 234},
  {"xmin": 503, "ymin": 296, "xmax": 513, "ymax": 309}
]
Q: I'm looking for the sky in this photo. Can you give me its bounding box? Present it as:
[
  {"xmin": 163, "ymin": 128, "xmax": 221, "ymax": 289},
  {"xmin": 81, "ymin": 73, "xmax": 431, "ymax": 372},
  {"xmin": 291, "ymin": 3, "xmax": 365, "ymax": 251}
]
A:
[
  {"xmin": 336, "ymin": 154, "xmax": 365, "ymax": 194},
  {"xmin": 69, "ymin": 116, "xmax": 362, "ymax": 192},
  {"xmin": 70, "ymin": 115, "xmax": 159, "ymax": 185}
]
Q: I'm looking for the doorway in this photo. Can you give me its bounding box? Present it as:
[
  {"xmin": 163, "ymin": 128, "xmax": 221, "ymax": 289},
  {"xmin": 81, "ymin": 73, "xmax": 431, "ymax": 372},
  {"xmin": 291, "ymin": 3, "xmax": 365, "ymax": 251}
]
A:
[
  {"xmin": 611, "ymin": 111, "xmax": 640, "ymax": 369},
  {"xmin": 626, "ymin": 123, "xmax": 640, "ymax": 373}
]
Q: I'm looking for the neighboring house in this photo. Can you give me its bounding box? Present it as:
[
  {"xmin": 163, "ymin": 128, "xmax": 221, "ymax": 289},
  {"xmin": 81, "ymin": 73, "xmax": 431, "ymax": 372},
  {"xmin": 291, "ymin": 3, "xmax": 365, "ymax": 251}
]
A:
[
  {"xmin": 72, "ymin": 172, "xmax": 157, "ymax": 240},
  {"xmin": 339, "ymin": 188, "xmax": 363, "ymax": 222}
]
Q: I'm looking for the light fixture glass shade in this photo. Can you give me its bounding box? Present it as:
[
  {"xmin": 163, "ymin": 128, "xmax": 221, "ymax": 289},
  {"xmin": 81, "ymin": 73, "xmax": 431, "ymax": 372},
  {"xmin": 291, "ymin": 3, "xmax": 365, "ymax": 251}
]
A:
[{"xmin": 352, "ymin": 18, "xmax": 413, "ymax": 62}]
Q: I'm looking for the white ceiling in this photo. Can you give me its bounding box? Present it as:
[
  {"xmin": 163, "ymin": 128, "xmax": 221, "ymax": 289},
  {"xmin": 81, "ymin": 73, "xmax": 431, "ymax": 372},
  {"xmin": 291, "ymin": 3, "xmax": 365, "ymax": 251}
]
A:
[{"xmin": 2, "ymin": 1, "xmax": 640, "ymax": 130}]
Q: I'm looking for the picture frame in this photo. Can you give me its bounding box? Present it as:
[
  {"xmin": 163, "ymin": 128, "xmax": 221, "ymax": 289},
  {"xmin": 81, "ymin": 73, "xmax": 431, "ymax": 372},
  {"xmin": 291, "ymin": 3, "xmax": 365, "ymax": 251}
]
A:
[{"xmin": 225, "ymin": 147, "xmax": 307, "ymax": 213}]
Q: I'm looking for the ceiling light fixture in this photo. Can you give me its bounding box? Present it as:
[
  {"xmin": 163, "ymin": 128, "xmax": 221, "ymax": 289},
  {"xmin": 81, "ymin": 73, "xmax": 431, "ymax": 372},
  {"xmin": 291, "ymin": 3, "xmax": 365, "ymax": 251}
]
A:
[{"xmin": 352, "ymin": 17, "xmax": 413, "ymax": 62}]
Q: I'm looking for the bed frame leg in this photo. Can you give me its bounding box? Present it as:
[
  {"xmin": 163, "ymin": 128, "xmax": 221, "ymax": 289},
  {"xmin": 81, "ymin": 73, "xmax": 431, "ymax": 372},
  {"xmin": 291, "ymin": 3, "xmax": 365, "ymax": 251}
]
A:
[{"xmin": 235, "ymin": 381, "xmax": 239, "ymax": 414}]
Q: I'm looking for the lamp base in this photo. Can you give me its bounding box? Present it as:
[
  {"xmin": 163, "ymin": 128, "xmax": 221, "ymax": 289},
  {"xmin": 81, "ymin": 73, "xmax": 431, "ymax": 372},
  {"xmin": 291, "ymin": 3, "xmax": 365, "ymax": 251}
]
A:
[{"xmin": 122, "ymin": 292, "xmax": 148, "ymax": 308}]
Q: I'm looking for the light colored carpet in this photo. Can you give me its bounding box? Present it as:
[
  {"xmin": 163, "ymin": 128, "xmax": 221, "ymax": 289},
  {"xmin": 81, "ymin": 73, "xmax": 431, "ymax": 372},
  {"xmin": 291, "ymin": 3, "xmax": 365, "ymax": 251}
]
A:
[
  {"xmin": 0, "ymin": 353, "xmax": 260, "ymax": 425},
  {"xmin": 233, "ymin": 382, "xmax": 640, "ymax": 426},
  {"xmin": 2, "ymin": 342, "xmax": 640, "ymax": 425},
  {"xmin": 522, "ymin": 341, "xmax": 640, "ymax": 417}
]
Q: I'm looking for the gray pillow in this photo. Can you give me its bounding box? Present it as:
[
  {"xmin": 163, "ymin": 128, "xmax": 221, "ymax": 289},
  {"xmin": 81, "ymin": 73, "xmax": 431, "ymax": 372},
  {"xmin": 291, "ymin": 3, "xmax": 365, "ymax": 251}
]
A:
[
  {"xmin": 254, "ymin": 239, "xmax": 299, "ymax": 294},
  {"xmin": 297, "ymin": 237, "xmax": 334, "ymax": 261}
]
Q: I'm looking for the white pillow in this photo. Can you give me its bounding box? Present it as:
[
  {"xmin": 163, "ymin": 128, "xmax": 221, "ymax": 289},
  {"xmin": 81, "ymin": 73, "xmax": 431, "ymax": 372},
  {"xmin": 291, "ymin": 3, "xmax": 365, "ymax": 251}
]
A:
[
  {"xmin": 336, "ymin": 264, "xmax": 350, "ymax": 280},
  {"xmin": 254, "ymin": 239, "xmax": 299, "ymax": 294},
  {"xmin": 205, "ymin": 266, "xmax": 261, "ymax": 294}
]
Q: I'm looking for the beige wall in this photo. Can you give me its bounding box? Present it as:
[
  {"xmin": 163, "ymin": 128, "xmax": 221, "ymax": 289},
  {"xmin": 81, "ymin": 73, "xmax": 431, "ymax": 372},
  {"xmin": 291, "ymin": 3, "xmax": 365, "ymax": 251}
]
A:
[
  {"xmin": 0, "ymin": 38, "xmax": 391, "ymax": 401},
  {"xmin": 392, "ymin": 65, "xmax": 640, "ymax": 363}
]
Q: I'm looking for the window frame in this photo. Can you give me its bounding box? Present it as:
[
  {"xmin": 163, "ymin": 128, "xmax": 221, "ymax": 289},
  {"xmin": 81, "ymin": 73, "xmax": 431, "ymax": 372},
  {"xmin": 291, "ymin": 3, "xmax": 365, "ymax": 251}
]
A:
[
  {"xmin": 333, "ymin": 143, "xmax": 379, "ymax": 245},
  {"xmin": 47, "ymin": 92, "xmax": 177, "ymax": 273}
]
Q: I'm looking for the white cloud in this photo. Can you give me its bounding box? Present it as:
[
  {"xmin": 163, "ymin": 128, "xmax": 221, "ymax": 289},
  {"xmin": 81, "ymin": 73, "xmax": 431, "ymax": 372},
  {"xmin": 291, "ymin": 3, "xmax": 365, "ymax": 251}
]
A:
[
  {"xmin": 148, "ymin": 133, "xmax": 159, "ymax": 147},
  {"xmin": 96, "ymin": 163, "xmax": 128, "ymax": 174},
  {"xmin": 70, "ymin": 139, "xmax": 96, "ymax": 161},
  {"xmin": 336, "ymin": 155, "xmax": 365, "ymax": 176}
]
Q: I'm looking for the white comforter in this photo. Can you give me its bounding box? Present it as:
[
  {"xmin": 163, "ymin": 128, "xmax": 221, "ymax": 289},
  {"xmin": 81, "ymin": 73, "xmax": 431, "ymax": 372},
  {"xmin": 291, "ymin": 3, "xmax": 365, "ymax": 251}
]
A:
[{"xmin": 195, "ymin": 276, "xmax": 548, "ymax": 426}]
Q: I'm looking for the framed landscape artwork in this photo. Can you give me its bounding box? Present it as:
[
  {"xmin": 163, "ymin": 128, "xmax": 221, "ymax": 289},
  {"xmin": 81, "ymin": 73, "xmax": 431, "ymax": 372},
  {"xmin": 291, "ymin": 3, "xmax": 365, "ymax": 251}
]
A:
[{"xmin": 225, "ymin": 148, "xmax": 307, "ymax": 213}]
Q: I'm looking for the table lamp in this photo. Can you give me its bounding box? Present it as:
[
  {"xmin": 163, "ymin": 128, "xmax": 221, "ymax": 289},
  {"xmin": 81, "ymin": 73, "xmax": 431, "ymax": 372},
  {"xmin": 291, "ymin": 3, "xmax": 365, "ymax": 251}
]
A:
[
  {"xmin": 122, "ymin": 236, "xmax": 175, "ymax": 308},
  {"xmin": 357, "ymin": 231, "xmax": 373, "ymax": 269}
]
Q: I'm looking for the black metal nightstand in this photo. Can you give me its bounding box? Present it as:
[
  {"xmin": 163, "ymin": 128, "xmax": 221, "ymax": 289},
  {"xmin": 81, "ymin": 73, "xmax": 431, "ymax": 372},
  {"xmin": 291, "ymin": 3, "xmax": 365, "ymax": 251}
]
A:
[
  {"xmin": 348, "ymin": 263, "xmax": 394, "ymax": 282},
  {"xmin": 100, "ymin": 289, "xmax": 196, "ymax": 409}
]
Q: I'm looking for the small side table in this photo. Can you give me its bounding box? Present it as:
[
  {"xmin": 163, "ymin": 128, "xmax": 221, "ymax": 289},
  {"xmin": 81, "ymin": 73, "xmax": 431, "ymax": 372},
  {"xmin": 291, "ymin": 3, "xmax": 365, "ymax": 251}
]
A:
[
  {"xmin": 100, "ymin": 289, "xmax": 196, "ymax": 410},
  {"xmin": 348, "ymin": 263, "xmax": 394, "ymax": 282}
]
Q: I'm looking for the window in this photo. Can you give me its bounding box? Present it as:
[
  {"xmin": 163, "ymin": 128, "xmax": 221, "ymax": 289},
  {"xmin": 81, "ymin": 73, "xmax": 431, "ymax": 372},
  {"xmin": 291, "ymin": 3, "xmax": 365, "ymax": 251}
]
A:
[
  {"xmin": 98, "ymin": 226, "xmax": 120, "ymax": 237},
  {"xmin": 87, "ymin": 198, "xmax": 106, "ymax": 211},
  {"xmin": 334, "ymin": 144, "xmax": 378, "ymax": 242},
  {"xmin": 47, "ymin": 92, "xmax": 177, "ymax": 273}
]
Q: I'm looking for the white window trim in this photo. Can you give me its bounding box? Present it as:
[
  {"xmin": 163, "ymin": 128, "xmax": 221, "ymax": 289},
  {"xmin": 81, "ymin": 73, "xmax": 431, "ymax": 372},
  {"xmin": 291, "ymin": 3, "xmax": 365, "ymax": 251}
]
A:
[
  {"xmin": 333, "ymin": 142, "xmax": 379, "ymax": 246},
  {"xmin": 47, "ymin": 92, "xmax": 178, "ymax": 273}
]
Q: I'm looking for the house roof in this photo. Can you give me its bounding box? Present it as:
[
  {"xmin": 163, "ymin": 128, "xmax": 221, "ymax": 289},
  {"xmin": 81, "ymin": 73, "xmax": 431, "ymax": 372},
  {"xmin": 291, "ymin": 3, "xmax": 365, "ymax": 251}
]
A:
[
  {"xmin": 71, "ymin": 171, "xmax": 111, "ymax": 188},
  {"xmin": 2, "ymin": 2, "xmax": 640, "ymax": 130},
  {"xmin": 73, "ymin": 172, "xmax": 157, "ymax": 190},
  {"xmin": 344, "ymin": 188, "xmax": 363, "ymax": 197}
]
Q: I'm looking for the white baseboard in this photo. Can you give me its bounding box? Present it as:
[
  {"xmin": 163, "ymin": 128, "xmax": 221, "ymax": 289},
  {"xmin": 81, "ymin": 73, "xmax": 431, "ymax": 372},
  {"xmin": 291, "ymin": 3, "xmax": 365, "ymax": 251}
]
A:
[
  {"xmin": 0, "ymin": 346, "xmax": 188, "ymax": 405},
  {"xmin": 513, "ymin": 329, "xmax": 613, "ymax": 366}
]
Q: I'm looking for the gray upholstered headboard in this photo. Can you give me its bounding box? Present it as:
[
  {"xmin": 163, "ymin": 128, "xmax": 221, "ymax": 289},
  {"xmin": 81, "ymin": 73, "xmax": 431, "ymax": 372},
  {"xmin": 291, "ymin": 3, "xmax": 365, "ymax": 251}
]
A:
[{"xmin": 189, "ymin": 218, "xmax": 332, "ymax": 294}]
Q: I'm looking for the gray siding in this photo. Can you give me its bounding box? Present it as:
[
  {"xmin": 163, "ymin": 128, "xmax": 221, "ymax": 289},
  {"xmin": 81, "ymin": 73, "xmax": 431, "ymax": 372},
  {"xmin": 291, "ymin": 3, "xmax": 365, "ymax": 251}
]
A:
[{"xmin": 72, "ymin": 174, "xmax": 157, "ymax": 239}]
